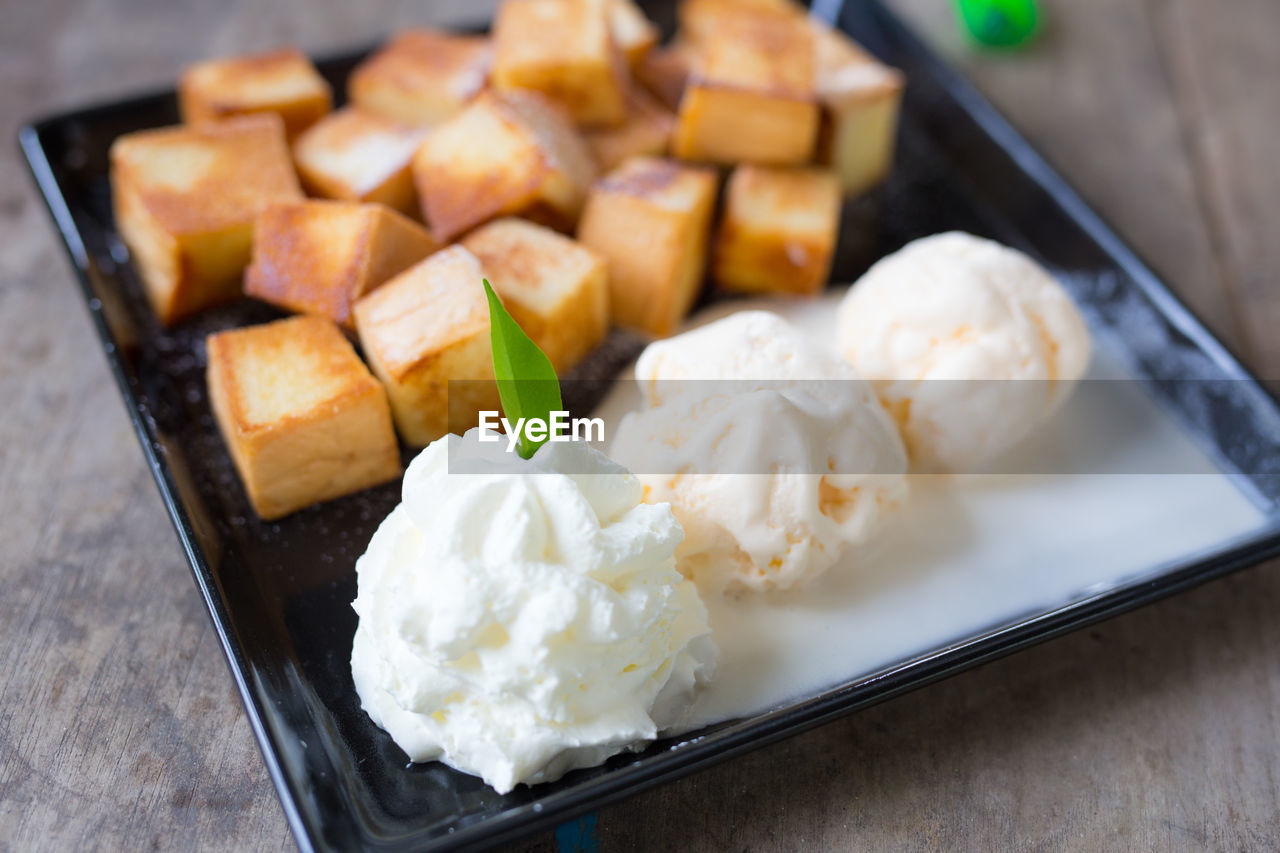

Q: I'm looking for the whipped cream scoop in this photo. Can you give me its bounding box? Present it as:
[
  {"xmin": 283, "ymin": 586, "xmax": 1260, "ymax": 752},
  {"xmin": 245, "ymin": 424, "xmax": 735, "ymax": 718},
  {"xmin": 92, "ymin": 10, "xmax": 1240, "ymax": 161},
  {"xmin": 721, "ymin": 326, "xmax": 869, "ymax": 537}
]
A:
[{"xmin": 350, "ymin": 429, "xmax": 715, "ymax": 793}]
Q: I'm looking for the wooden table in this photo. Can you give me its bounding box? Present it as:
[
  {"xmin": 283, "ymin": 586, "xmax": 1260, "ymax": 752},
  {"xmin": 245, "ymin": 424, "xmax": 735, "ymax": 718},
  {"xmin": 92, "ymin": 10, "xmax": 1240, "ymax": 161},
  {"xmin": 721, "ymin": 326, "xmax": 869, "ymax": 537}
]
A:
[{"xmin": 2, "ymin": 0, "xmax": 1277, "ymax": 849}]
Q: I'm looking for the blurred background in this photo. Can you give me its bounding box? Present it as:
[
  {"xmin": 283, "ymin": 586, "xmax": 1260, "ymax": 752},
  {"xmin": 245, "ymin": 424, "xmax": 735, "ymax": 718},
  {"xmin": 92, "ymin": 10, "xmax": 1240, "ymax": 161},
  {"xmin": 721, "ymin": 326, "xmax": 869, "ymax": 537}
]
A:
[{"xmin": 2, "ymin": 0, "xmax": 1277, "ymax": 850}]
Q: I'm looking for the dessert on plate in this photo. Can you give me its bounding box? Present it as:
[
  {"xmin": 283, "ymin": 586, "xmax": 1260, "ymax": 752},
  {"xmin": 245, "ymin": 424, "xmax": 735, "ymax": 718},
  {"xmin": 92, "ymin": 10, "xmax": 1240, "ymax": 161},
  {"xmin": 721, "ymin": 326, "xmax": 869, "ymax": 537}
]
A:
[
  {"xmin": 350, "ymin": 428, "xmax": 716, "ymax": 793},
  {"xmin": 836, "ymin": 232, "xmax": 1092, "ymax": 473},
  {"xmin": 99, "ymin": 0, "xmax": 1110, "ymax": 796},
  {"xmin": 612, "ymin": 310, "xmax": 909, "ymax": 594}
]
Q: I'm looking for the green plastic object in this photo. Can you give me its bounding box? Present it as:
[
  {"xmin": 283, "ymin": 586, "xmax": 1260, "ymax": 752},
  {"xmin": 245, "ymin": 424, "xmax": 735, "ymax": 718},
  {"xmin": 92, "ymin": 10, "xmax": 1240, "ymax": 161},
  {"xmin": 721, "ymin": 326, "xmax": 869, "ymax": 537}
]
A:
[{"xmin": 954, "ymin": 0, "xmax": 1040, "ymax": 48}]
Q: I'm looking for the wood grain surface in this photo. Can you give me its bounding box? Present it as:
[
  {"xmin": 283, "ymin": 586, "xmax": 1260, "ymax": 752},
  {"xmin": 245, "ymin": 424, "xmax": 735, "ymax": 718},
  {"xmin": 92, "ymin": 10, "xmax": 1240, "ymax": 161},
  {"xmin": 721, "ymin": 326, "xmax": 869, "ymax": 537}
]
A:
[{"xmin": 1, "ymin": 0, "xmax": 1277, "ymax": 850}]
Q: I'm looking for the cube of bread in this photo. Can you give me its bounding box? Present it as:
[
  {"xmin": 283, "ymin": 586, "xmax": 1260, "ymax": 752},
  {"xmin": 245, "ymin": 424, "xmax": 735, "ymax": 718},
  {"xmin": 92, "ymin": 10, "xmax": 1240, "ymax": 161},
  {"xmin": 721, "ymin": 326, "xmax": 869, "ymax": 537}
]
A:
[
  {"xmin": 671, "ymin": 4, "xmax": 819, "ymax": 165},
  {"xmin": 110, "ymin": 114, "xmax": 303, "ymax": 326},
  {"xmin": 576, "ymin": 157, "xmax": 717, "ymax": 337},
  {"xmin": 812, "ymin": 21, "xmax": 905, "ymax": 196},
  {"xmin": 677, "ymin": 0, "xmax": 801, "ymax": 44},
  {"xmin": 492, "ymin": 0, "xmax": 630, "ymax": 127},
  {"xmin": 412, "ymin": 90, "xmax": 598, "ymax": 241},
  {"xmin": 461, "ymin": 219, "xmax": 609, "ymax": 373},
  {"xmin": 206, "ymin": 315, "xmax": 401, "ymax": 520},
  {"xmin": 609, "ymin": 0, "xmax": 659, "ymax": 69},
  {"xmin": 635, "ymin": 43, "xmax": 694, "ymax": 112},
  {"xmin": 584, "ymin": 87, "xmax": 676, "ymax": 172},
  {"xmin": 353, "ymin": 246, "xmax": 500, "ymax": 446},
  {"xmin": 178, "ymin": 47, "xmax": 332, "ymax": 141},
  {"xmin": 348, "ymin": 29, "xmax": 491, "ymax": 126},
  {"xmin": 245, "ymin": 200, "xmax": 440, "ymax": 329},
  {"xmin": 712, "ymin": 165, "xmax": 841, "ymax": 296},
  {"xmin": 292, "ymin": 107, "xmax": 429, "ymax": 217}
]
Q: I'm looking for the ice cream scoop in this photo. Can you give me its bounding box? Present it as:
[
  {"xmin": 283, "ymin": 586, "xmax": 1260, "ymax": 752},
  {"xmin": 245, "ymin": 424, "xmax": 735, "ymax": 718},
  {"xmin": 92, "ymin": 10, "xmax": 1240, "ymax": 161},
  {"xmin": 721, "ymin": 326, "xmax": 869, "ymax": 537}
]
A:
[
  {"xmin": 611, "ymin": 311, "xmax": 909, "ymax": 595},
  {"xmin": 350, "ymin": 429, "xmax": 715, "ymax": 793},
  {"xmin": 836, "ymin": 232, "xmax": 1091, "ymax": 473}
]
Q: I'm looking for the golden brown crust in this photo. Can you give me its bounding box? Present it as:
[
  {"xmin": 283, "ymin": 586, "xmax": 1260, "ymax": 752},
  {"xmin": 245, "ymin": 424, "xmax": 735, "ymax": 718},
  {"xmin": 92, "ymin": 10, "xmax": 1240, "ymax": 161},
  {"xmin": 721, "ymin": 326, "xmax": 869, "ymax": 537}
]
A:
[
  {"xmin": 669, "ymin": 2, "xmax": 819, "ymax": 165},
  {"xmin": 354, "ymin": 30, "xmax": 491, "ymax": 96},
  {"xmin": 712, "ymin": 164, "xmax": 841, "ymax": 296},
  {"xmin": 594, "ymin": 154, "xmax": 683, "ymax": 198},
  {"xmin": 348, "ymin": 29, "xmax": 491, "ymax": 125},
  {"xmin": 206, "ymin": 314, "xmax": 401, "ymax": 519},
  {"xmin": 577, "ymin": 157, "xmax": 717, "ymax": 336},
  {"xmin": 291, "ymin": 107, "xmax": 428, "ymax": 216},
  {"xmin": 244, "ymin": 200, "xmax": 438, "ymax": 328},
  {"xmin": 207, "ymin": 315, "xmax": 382, "ymax": 433},
  {"xmin": 461, "ymin": 218, "xmax": 609, "ymax": 371},
  {"xmin": 110, "ymin": 114, "xmax": 302, "ymax": 236},
  {"xmin": 109, "ymin": 114, "xmax": 302, "ymax": 325},
  {"xmin": 245, "ymin": 201, "xmax": 372, "ymax": 324},
  {"xmin": 411, "ymin": 90, "xmax": 595, "ymax": 241},
  {"xmin": 352, "ymin": 246, "xmax": 499, "ymax": 446},
  {"xmin": 672, "ymin": 83, "xmax": 818, "ymax": 165},
  {"xmin": 178, "ymin": 47, "xmax": 332, "ymax": 140},
  {"xmin": 491, "ymin": 0, "xmax": 630, "ymax": 128},
  {"xmin": 677, "ymin": 0, "xmax": 805, "ymax": 40},
  {"xmin": 693, "ymin": 8, "xmax": 814, "ymax": 100},
  {"xmin": 353, "ymin": 246, "xmax": 492, "ymax": 383},
  {"xmin": 111, "ymin": 176, "xmax": 181, "ymax": 321},
  {"xmin": 411, "ymin": 95, "xmax": 548, "ymax": 240}
]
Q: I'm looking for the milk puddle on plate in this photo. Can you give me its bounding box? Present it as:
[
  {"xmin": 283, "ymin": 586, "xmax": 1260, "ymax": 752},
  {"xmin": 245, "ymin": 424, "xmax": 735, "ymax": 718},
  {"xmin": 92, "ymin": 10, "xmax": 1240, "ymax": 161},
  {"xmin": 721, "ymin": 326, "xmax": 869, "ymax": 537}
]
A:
[{"xmin": 593, "ymin": 291, "xmax": 1269, "ymax": 731}]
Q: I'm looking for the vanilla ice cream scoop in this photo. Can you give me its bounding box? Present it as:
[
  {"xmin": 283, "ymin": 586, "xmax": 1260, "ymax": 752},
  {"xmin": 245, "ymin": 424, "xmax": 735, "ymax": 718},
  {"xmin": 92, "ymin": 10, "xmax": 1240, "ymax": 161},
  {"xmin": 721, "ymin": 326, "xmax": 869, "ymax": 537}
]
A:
[
  {"xmin": 350, "ymin": 429, "xmax": 716, "ymax": 793},
  {"xmin": 836, "ymin": 232, "xmax": 1091, "ymax": 473},
  {"xmin": 611, "ymin": 311, "xmax": 908, "ymax": 595}
]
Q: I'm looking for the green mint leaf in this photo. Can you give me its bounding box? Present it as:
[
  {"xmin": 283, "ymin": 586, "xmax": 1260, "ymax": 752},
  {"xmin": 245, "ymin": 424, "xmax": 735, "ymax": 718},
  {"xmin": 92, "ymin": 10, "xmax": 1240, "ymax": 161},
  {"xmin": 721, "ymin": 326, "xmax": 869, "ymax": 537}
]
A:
[{"xmin": 483, "ymin": 278, "xmax": 563, "ymax": 459}]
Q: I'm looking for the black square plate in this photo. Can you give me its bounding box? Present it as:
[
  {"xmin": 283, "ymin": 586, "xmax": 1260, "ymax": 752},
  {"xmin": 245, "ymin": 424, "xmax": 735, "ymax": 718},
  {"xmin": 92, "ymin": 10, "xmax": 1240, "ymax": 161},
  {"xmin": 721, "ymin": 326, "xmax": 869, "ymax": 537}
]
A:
[{"xmin": 20, "ymin": 1, "xmax": 1280, "ymax": 850}]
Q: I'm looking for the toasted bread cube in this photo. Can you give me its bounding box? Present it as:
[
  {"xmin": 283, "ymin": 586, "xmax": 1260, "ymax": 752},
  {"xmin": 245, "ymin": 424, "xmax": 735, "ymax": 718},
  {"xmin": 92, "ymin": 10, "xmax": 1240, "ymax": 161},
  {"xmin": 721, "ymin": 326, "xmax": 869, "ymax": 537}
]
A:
[
  {"xmin": 713, "ymin": 165, "xmax": 840, "ymax": 296},
  {"xmin": 461, "ymin": 219, "xmax": 609, "ymax": 372},
  {"xmin": 348, "ymin": 29, "xmax": 491, "ymax": 126},
  {"xmin": 609, "ymin": 0, "xmax": 659, "ymax": 69},
  {"xmin": 635, "ymin": 43, "xmax": 694, "ymax": 112},
  {"xmin": 179, "ymin": 48, "xmax": 332, "ymax": 141},
  {"xmin": 353, "ymin": 246, "xmax": 500, "ymax": 446},
  {"xmin": 292, "ymin": 107, "xmax": 429, "ymax": 217},
  {"xmin": 576, "ymin": 157, "xmax": 717, "ymax": 337},
  {"xmin": 677, "ymin": 0, "xmax": 801, "ymax": 43},
  {"xmin": 812, "ymin": 21, "xmax": 904, "ymax": 196},
  {"xmin": 245, "ymin": 200, "xmax": 440, "ymax": 329},
  {"xmin": 492, "ymin": 0, "xmax": 630, "ymax": 127},
  {"xmin": 584, "ymin": 87, "xmax": 676, "ymax": 171},
  {"xmin": 110, "ymin": 114, "xmax": 303, "ymax": 326},
  {"xmin": 206, "ymin": 315, "xmax": 401, "ymax": 519},
  {"xmin": 412, "ymin": 90, "xmax": 597, "ymax": 241},
  {"xmin": 671, "ymin": 4, "xmax": 819, "ymax": 165}
]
